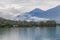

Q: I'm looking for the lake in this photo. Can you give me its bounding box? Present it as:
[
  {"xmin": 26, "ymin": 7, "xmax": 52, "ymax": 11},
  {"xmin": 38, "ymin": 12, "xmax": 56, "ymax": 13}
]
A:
[{"xmin": 0, "ymin": 26, "xmax": 60, "ymax": 40}]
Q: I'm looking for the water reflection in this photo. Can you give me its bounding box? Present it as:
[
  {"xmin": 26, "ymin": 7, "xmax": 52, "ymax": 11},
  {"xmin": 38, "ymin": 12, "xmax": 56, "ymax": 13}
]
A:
[
  {"xmin": 0, "ymin": 28, "xmax": 19, "ymax": 40},
  {"xmin": 0, "ymin": 26, "xmax": 60, "ymax": 40},
  {"xmin": 18, "ymin": 27, "xmax": 56, "ymax": 40}
]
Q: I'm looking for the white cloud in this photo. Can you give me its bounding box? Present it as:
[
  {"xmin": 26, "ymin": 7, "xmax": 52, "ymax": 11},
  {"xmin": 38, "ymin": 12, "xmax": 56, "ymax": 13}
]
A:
[
  {"xmin": 29, "ymin": 16, "xmax": 50, "ymax": 21},
  {"xmin": 0, "ymin": 0, "xmax": 60, "ymax": 19},
  {"xmin": 21, "ymin": 16, "xmax": 50, "ymax": 22}
]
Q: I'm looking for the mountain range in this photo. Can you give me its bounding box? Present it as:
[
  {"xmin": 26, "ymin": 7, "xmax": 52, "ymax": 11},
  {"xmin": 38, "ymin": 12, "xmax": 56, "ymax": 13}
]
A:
[{"xmin": 16, "ymin": 5, "xmax": 60, "ymax": 23}]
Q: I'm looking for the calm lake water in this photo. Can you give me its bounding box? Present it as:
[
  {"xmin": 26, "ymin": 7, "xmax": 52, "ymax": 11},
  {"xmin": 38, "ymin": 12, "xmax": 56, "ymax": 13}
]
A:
[{"xmin": 0, "ymin": 26, "xmax": 60, "ymax": 40}]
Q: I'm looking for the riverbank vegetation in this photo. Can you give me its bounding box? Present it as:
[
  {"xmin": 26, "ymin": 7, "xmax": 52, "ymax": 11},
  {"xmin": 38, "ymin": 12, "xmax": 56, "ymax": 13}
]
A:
[
  {"xmin": 0, "ymin": 18, "xmax": 56, "ymax": 28},
  {"xmin": 0, "ymin": 17, "xmax": 57, "ymax": 28}
]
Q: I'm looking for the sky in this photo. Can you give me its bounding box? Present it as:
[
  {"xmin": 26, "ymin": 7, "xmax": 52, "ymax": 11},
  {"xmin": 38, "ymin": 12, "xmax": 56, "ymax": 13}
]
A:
[{"xmin": 0, "ymin": 0, "xmax": 60, "ymax": 19}]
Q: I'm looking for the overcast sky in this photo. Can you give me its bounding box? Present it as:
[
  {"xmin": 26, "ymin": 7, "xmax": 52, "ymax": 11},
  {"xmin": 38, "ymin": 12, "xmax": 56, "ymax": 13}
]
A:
[{"xmin": 0, "ymin": 0, "xmax": 60, "ymax": 19}]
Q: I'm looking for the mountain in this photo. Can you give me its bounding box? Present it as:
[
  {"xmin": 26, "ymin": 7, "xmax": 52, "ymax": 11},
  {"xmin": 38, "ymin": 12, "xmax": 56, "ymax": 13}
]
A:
[
  {"xmin": 27, "ymin": 8, "xmax": 45, "ymax": 17},
  {"xmin": 46, "ymin": 5, "xmax": 60, "ymax": 19},
  {"xmin": 16, "ymin": 8, "xmax": 50, "ymax": 22},
  {"xmin": 45, "ymin": 5, "xmax": 60, "ymax": 23},
  {"xmin": 0, "ymin": 17, "xmax": 17, "ymax": 25},
  {"xmin": 16, "ymin": 5, "xmax": 60, "ymax": 22}
]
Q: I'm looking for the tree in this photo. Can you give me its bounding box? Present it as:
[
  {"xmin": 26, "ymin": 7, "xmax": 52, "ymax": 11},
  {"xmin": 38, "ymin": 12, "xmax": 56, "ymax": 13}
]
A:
[
  {"xmin": 46, "ymin": 20, "xmax": 56, "ymax": 27},
  {"xmin": 39, "ymin": 21, "xmax": 45, "ymax": 26}
]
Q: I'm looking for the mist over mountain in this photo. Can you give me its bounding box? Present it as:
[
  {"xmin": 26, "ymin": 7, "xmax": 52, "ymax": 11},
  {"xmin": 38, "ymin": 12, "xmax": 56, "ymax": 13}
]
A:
[
  {"xmin": 16, "ymin": 8, "xmax": 50, "ymax": 22},
  {"xmin": 16, "ymin": 5, "xmax": 60, "ymax": 23}
]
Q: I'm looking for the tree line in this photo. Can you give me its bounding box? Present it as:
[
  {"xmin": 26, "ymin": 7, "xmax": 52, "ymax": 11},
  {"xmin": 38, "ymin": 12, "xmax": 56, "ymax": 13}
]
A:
[
  {"xmin": 17, "ymin": 20, "xmax": 56, "ymax": 27},
  {"xmin": 0, "ymin": 19, "xmax": 56, "ymax": 28}
]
